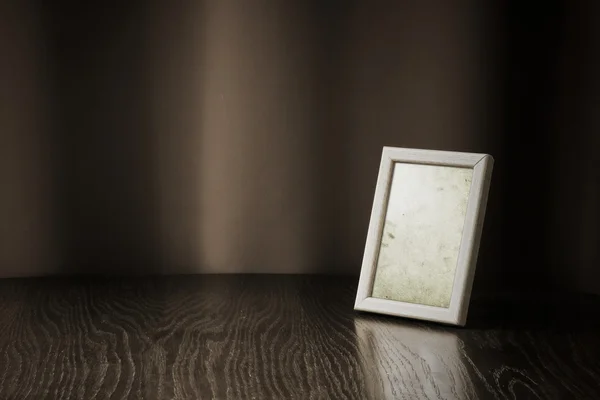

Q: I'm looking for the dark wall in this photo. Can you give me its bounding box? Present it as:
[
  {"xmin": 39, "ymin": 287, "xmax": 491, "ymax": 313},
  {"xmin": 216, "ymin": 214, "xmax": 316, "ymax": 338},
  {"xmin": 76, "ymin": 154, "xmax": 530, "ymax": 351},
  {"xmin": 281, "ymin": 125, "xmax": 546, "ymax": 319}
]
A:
[
  {"xmin": 0, "ymin": 0, "xmax": 56, "ymax": 276},
  {"xmin": 1, "ymin": 1, "xmax": 598, "ymax": 296},
  {"xmin": 488, "ymin": 1, "xmax": 600, "ymax": 295}
]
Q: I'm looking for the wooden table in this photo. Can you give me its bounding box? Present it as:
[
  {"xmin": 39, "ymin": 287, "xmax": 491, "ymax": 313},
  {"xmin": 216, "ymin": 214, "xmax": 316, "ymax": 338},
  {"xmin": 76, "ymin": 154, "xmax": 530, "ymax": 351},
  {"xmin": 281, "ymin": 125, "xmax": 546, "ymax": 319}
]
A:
[{"xmin": 0, "ymin": 274, "xmax": 598, "ymax": 399}]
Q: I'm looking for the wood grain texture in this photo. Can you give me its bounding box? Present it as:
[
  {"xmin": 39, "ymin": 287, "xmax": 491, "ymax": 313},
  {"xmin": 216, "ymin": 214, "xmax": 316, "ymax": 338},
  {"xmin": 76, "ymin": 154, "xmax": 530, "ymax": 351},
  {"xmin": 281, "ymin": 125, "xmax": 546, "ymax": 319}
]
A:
[{"xmin": 0, "ymin": 274, "xmax": 599, "ymax": 399}]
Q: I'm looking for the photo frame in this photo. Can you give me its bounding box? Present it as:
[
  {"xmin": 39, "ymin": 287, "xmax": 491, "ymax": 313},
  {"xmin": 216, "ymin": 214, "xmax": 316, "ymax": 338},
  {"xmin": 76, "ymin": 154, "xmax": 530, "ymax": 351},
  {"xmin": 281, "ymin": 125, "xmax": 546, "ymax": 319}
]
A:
[{"xmin": 354, "ymin": 147, "xmax": 494, "ymax": 326}]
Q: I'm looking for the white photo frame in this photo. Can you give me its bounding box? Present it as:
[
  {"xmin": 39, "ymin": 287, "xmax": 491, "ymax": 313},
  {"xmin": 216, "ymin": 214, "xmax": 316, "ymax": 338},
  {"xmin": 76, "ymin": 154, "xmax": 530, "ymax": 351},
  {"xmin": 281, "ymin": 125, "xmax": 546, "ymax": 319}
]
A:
[{"xmin": 354, "ymin": 147, "xmax": 494, "ymax": 326}]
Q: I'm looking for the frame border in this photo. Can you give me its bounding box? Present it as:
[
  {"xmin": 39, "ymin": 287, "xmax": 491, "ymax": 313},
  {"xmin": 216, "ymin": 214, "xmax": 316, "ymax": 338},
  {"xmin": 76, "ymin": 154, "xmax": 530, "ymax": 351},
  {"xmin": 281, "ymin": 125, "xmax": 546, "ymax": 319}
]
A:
[{"xmin": 354, "ymin": 147, "xmax": 494, "ymax": 326}]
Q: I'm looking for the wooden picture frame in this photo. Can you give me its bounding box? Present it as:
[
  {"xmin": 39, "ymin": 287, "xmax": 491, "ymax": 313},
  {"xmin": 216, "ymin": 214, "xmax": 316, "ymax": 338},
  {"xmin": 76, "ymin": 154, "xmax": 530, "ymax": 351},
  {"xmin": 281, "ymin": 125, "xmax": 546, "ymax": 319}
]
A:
[{"xmin": 354, "ymin": 147, "xmax": 494, "ymax": 326}]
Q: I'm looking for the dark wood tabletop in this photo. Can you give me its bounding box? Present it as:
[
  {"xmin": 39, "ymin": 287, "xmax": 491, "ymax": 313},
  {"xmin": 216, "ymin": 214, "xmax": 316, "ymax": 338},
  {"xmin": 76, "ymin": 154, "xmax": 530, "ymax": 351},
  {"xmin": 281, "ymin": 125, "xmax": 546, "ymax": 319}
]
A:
[{"xmin": 0, "ymin": 274, "xmax": 598, "ymax": 400}]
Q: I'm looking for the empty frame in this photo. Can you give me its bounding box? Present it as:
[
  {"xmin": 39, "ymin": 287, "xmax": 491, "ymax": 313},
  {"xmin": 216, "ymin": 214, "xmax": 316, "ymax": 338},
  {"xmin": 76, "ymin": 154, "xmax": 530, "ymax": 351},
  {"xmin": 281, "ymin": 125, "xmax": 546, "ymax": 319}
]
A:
[{"xmin": 354, "ymin": 147, "xmax": 494, "ymax": 326}]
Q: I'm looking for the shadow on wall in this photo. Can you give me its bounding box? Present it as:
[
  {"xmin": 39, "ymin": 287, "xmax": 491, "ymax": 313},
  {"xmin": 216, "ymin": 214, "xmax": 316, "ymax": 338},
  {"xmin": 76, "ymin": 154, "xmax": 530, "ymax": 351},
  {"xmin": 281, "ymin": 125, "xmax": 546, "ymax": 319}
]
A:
[
  {"xmin": 0, "ymin": 1, "xmax": 598, "ymax": 296},
  {"xmin": 478, "ymin": 0, "xmax": 600, "ymax": 296},
  {"xmin": 42, "ymin": 0, "xmax": 207, "ymax": 275}
]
